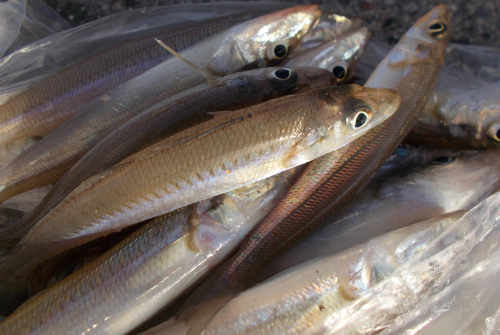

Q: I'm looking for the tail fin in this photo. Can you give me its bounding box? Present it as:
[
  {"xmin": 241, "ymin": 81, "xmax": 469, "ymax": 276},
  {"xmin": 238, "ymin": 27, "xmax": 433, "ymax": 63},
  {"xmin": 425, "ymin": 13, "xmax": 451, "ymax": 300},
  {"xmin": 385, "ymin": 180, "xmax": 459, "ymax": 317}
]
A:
[{"xmin": 175, "ymin": 263, "xmax": 244, "ymax": 335}]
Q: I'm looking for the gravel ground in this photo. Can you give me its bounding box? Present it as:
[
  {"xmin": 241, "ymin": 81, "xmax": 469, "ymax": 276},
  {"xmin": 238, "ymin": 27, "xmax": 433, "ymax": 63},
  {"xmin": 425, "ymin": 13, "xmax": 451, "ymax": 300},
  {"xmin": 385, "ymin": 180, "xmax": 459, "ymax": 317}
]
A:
[{"xmin": 45, "ymin": 0, "xmax": 499, "ymax": 46}]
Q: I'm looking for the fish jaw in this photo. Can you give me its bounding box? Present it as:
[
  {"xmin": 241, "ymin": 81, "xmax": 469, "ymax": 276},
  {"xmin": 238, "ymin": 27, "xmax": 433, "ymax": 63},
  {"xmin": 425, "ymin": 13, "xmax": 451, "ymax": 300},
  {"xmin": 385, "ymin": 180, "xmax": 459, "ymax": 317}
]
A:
[{"xmin": 208, "ymin": 5, "xmax": 321, "ymax": 74}]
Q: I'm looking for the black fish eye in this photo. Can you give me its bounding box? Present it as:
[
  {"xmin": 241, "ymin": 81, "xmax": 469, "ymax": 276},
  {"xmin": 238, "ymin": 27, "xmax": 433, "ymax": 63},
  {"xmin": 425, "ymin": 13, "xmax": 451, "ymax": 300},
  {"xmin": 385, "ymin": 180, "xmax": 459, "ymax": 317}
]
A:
[
  {"xmin": 487, "ymin": 125, "xmax": 500, "ymax": 143},
  {"xmin": 274, "ymin": 44, "xmax": 288, "ymax": 59},
  {"xmin": 430, "ymin": 156, "xmax": 456, "ymax": 165},
  {"xmin": 354, "ymin": 112, "xmax": 368, "ymax": 128},
  {"xmin": 332, "ymin": 66, "xmax": 347, "ymax": 81},
  {"xmin": 274, "ymin": 69, "xmax": 291, "ymax": 80},
  {"xmin": 428, "ymin": 21, "xmax": 447, "ymax": 35}
]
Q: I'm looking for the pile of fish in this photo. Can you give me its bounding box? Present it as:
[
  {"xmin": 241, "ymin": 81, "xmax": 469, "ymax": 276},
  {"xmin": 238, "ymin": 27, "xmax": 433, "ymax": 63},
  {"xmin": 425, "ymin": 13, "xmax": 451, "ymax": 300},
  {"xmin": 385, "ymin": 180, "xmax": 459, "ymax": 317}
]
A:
[{"xmin": 0, "ymin": 2, "xmax": 498, "ymax": 334}]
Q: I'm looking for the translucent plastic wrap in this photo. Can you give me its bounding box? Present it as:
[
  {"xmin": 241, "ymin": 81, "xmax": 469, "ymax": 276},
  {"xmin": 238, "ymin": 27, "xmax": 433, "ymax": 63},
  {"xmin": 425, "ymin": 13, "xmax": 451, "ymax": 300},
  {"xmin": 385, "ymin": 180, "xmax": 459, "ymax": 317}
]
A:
[
  {"xmin": 0, "ymin": 2, "xmax": 290, "ymax": 102},
  {"xmin": 309, "ymin": 191, "xmax": 500, "ymax": 335},
  {"xmin": 446, "ymin": 43, "xmax": 500, "ymax": 83},
  {"xmin": 0, "ymin": 0, "xmax": 26, "ymax": 58},
  {"xmin": 4, "ymin": 0, "xmax": 71, "ymax": 56},
  {"xmin": 139, "ymin": 212, "xmax": 463, "ymax": 335}
]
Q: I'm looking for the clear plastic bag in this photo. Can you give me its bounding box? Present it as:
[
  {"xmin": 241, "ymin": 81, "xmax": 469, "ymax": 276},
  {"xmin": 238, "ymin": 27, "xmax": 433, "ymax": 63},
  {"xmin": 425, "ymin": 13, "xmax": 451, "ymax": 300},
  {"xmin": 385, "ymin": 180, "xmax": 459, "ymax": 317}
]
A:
[
  {"xmin": 308, "ymin": 191, "xmax": 500, "ymax": 335},
  {"xmin": 0, "ymin": 2, "xmax": 290, "ymax": 103},
  {"xmin": 4, "ymin": 0, "xmax": 71, "ymax": 56},
  {"xmin": 0, "ymin": 0, "xmax": 26, "ymax": 58}
]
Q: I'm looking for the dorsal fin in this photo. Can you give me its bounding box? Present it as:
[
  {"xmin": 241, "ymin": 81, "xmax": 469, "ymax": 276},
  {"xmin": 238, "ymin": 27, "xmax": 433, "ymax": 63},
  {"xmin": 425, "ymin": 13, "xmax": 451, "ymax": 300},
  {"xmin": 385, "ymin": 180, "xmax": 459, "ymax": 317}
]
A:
[{"xmin": 155, "ymin": 38, "xmax": 216, "ymax": 86}]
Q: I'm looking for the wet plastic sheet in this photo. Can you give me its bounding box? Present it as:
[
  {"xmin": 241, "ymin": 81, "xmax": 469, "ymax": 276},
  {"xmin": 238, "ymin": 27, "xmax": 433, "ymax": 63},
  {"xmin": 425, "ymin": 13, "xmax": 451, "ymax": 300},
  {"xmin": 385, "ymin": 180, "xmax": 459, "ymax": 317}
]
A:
[
  {"xmin": 0, "ymin": 0, "xmax": 26, "ymax": 58},
  {"xmin": 0, "ymin": 2, "xmax": 290, "ymax": 103},
  {"xmin": 307, "ymin": 191, "xmax": 500, "ymax": 335}
]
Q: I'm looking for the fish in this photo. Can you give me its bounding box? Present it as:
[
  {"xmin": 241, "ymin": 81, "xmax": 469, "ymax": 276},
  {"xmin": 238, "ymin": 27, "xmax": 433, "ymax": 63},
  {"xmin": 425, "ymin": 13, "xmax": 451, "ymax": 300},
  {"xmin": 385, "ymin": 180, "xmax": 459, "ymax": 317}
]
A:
[
  {"xmin": 0, "ymin": 5, "xmax": 320, "ymax": 204},
  {"xmin": 171, "ymin": 6, "xmax": 449, "ymax": 334},
  {"xmin": 0, "ymin": 85, "xmax": 399, "ymax": 312},
  {"xmin": 0, "ymin": 13, "xmax": 269, "ymax": 144},
  {"xmin": 0, "ymin": 66, "xmax": 335, "ymax": 247},
  {"xmin": 404, "ymin": 84, "xmax": 500, "ymax": 149},
  {"xmin": 312, "ymin": 191, "xmax": 500, "ymax": 335},
  {"xmin": 355, "ymin": 39, "xmax": 500, "ymax": 149},
  {"xmin": 0, "ymin": 3, "xmax": 293, "ymax": 102},
  {"xmin": 0, "ymin": 169, "xmax": 301, "ymax": 334},
  {"xmin": 256, "ymin": 149, "xmax": 500, "ymax": 279},
  {"xmin": 141, "ymin": 212, "xmax": 463, "ymax": 335},
  {"xmin": 371, "ymin": 145, "xmax": 454, "ymax": 181},
  {"xmin": 290, "ymin": 12, "xmax": 363, "ymax": 57},
  {"xmin": 285, "ymin": 27, "xmax": 371, "ymax": 84}
]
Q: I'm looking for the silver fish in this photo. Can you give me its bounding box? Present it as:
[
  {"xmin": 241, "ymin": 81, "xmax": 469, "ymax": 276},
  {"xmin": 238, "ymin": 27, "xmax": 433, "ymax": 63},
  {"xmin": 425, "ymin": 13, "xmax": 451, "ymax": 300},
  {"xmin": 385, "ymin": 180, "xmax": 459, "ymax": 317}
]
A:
[
  {"xmin": 286, "ymin": 27, "xmax": 371, "ymax": 84},
  {"xmin": 0, "ymin": 85, "xmax": 399, "ymax": 303},
  {"xmin": 257, "ymin": 149, "xmax": 500, "ymax": 279},
  {"xmin": 0, "ymin": 169, "xmax": 301, "ymax": 335},
  {"xmin": 141, "ymin": 212, "xmax": 462, "ymax": 335},
  {"xmin": 0, "ymin": 5, "xmax": 320, "ymax": 203}
]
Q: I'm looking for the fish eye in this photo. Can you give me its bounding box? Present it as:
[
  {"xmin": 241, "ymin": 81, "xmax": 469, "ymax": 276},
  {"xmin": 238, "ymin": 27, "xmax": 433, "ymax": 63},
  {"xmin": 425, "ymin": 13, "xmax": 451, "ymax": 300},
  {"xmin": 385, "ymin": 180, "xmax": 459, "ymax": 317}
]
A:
[
  {"xmin": 428, "ymin": 20, "xmax": 447, "ymax": 37},
  {"xmin": 332, "ymin": 65, "xmax": 347, "ymax": 82},
  {"xmin": 273, "ymin": 68, "xmax": 292, "ymax": 80},
  {"xmin": 487, "ymin": 124, "xmax": 500, "ymax": 143},
  {"xmin": 429, "ymin": 156, "xmax": 456, "ymax": 165},
  {"xmin": 352, "ymin": 108, "xmax": 372, "ymax": 129},
  {"xmin": 267, "ymin": 41, "xmax": 291, "ymax": 62},
  {"xmin": 274, "ymin": 44, "xmax": 288, "ymax": 59}
]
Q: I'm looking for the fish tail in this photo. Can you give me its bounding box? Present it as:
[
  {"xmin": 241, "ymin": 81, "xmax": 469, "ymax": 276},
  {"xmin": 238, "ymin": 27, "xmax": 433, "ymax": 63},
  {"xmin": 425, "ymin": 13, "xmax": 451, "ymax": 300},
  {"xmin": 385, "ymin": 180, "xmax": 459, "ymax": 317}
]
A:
[{"xmin": 176, "ymin": 265, "xmax": 244, "ymax": 335}]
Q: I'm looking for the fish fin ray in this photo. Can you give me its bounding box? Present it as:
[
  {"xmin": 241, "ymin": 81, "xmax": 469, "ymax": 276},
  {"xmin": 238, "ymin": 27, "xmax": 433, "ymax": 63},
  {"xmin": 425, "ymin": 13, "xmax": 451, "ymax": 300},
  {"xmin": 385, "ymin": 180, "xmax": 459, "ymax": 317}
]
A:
[{"xmin": 155, "ymin": 38, "xmax": 217, "ymax": 86}]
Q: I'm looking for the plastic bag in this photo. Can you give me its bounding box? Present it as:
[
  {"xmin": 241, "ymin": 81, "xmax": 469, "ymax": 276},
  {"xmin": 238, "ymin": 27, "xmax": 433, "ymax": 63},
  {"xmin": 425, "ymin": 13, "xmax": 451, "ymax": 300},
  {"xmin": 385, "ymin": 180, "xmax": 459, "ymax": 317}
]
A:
[
  {"xmin": 4, "ymin": 0, "xmax": 71, "ymax": 56},
  {"xmin": 445, "ymin": 43, "xmax": 500, "ymax": 83},
  {"xmin": 308, "ymin": 190, "xmax": 500, "ymax": 334},
  {"xmin": 0, "ymin": 2, "xmax": 290, "ymax": 103},
  {"xmin": 0, "ymin": 0, "xmax": 26, "ymax": 58}
]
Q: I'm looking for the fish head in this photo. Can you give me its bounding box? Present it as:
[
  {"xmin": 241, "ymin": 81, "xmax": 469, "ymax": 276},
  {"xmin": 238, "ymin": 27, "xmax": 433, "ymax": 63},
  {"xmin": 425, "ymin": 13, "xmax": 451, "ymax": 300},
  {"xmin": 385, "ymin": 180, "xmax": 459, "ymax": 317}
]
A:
[
  {"xmin": 292, "ymin": 13, "xmax": 363, "ymax": 55},
  {"xmin": 286, "ymin": 27, "xmax": 371, "ymax": 85},
  {"xmin": 256, "ymin": 67, "xmax": 336, "ymax": 94},
  {"xmin": 332, "ymin": 85, "xmax": 401, "ymax": 132},
  {"xmin": 425, "ymin": 88, "xmax": 500, "ymax": 149},
  {"xmin": 321, "ymin": 27, "xmax": 372, "ymax": 85},
  {"xmin": 298, "ymin": 85, "xmax": 400, "ymax": 158},
  {"xmin": 405, "ymin": 5, "xmax": 450, "ymax": 45},
  {"xmin": 208, "ymin": 5, "xmax": 320, "ymax": 75},
  {"xmin": 365, "ymin": 5, "xmax": 450, "ymax": 90}
]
